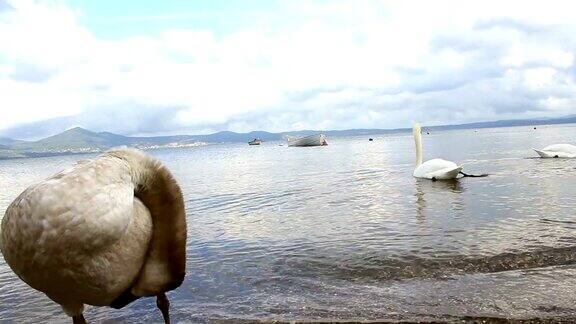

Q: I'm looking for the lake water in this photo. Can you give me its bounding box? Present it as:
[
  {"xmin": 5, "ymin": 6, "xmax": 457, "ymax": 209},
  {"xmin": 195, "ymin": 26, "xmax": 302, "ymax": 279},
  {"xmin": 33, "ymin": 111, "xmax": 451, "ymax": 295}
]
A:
[{"xmin": 2, "ymin": 125, "xmax": 576, "ymax": 322}]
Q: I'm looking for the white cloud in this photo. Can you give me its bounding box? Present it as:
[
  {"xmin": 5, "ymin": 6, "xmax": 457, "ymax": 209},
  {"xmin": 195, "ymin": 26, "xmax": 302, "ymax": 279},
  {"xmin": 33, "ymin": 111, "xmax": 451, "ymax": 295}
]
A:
[{"xmin": 1, "ymin": 0, "xmax": 576, "ymax": 138}]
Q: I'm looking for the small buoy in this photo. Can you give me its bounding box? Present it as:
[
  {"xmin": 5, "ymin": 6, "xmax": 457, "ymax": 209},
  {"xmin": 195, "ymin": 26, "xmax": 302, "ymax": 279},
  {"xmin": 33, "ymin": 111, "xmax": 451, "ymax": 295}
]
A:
[
  {"xmin": 368, "ymin": 138, "xmax": 373, "ymax": 141},
  {"xmin": 534, "ymin": 127, "xmax": 537, "ymax": 130}
]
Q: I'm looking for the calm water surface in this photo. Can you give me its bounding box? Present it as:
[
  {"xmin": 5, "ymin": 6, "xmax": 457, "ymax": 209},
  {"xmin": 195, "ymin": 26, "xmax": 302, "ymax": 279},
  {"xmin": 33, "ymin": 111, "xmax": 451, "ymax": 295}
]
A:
[{"xmin": 2, "ymin": 125, "xmax": 576, "ymax": 322}]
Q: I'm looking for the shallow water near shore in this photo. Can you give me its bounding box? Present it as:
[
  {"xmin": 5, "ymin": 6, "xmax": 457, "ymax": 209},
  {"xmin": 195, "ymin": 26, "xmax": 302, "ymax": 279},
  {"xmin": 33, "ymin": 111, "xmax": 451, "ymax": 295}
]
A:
[{"xmin": 2, "ymin": 124, "xmax": 576, "ymax": 322}]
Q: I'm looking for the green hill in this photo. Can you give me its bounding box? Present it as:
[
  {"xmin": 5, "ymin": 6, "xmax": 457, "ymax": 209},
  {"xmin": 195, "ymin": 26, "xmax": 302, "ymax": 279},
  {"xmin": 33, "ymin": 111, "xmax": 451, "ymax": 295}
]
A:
[
  {"xmin": 0, "ymin": 127, "xmax": 205, "ymax": 159},
  {"xmin": 11, "ymin": 127, "xmax": 130, "ymax": 151}
]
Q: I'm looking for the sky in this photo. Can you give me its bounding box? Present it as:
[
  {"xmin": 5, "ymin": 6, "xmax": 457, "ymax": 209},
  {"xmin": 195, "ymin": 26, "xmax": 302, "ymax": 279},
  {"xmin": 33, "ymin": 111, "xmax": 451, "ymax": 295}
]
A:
[{"xmin": 1, "ymin": 0, "xmax": 576, "ymax": 139}]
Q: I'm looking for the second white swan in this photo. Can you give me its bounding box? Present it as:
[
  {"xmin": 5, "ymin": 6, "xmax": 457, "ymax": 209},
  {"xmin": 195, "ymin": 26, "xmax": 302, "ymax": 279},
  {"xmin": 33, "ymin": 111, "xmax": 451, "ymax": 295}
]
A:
[
  {"xmin": 533, "ymin": 144, "xmax": 576, "ymax": 158},
  {"xmin": 412, "ymin": 123, "xmax": 462, "ymax": 180}
]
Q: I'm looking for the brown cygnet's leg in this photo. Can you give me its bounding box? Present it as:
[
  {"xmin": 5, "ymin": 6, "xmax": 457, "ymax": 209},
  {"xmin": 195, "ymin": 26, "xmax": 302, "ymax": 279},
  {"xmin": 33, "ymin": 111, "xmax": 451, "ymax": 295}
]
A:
[
  {"xmin": 72, "ymin": 314, "xmax": 87, "ymax": 324},
  {"xmin": 157, "ymin": 293, "xmax": 171, "ymax": 324}
]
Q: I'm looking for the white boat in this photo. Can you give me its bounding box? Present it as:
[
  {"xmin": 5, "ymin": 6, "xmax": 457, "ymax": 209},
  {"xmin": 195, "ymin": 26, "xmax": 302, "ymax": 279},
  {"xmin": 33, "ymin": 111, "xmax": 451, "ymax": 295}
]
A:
[{"xmin": 286, "ymin": 134, "xmax": 328, "ymax": 147}]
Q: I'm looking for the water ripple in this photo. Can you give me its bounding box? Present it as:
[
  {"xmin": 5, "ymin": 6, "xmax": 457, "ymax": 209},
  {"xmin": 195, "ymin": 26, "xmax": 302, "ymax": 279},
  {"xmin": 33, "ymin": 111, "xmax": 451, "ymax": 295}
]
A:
[{"xmin": 2, "ymin": 125, "xmax": 576, "ymax": 321}]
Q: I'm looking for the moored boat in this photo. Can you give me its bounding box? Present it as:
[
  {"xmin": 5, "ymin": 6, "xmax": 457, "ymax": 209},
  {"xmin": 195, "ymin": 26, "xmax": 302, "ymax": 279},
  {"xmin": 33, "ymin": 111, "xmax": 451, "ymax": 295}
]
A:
[
  {"xmin": 248, "ymin": 138, "xmax": 263, "ymax": 145},
  {"xmin": 286, "ymin": 134, "xmax": 328, "ymax": 147}
]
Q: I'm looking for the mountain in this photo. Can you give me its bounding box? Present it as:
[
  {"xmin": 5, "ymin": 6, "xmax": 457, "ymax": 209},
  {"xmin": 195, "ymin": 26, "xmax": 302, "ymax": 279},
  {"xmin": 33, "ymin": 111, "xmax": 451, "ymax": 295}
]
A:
[
  {"xmin": 193, "ymin": 131, "xmax": 281, "ymax": 142},
  {"xmin": 12, "ymin": 127, "xmax": 131, "ymax": 151},
  {"xmin": 430, "ymin": 115, "xmax": 576, "ymax": 130},
  {"xmin": 0, "ymin": 127, "xmax": 205, "ymax": 159}
]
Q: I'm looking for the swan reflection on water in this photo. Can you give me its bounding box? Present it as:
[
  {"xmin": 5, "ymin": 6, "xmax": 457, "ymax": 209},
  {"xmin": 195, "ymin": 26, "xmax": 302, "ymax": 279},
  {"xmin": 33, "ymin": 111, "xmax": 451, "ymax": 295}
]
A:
[{"xmin": 414, "ymin": 178, "xmax": 465, "ymax": 223}]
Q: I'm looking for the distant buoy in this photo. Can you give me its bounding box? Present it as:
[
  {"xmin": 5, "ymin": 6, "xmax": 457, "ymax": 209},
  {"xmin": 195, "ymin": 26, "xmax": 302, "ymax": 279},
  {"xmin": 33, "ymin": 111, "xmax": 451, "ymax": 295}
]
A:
[{"xmin": 368, "ymin": 138, "xmax": 373, "ymax": 141}]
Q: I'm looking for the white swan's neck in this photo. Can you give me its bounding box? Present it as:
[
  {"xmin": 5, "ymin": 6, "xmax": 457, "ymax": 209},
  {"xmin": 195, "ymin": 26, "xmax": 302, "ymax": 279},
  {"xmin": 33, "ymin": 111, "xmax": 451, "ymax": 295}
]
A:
[{"xmin": 413, "ymin": 123, "xmax": 423, "ymax": 167}]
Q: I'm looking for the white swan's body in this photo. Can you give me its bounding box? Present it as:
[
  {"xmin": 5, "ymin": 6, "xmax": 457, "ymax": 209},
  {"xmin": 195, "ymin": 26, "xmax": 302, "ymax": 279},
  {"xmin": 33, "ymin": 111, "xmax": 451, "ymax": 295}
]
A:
[
  {"xmin": 0, "ymin": 149, "xmax": 187, "ymax": 323},
  {"xmin": 533, "ymin": 144, "xmax": 576, "ymax": 158},
  {"xmin": 412, "ymin": 124, "xmax": 462, "ymax": 180}
]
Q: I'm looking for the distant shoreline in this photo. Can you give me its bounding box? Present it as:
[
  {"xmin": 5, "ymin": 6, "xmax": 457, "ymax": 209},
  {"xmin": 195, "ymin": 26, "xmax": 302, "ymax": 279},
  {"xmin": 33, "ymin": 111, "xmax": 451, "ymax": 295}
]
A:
[
  {"xmin": 1, "ymin": 121, "xmax": 575, "ymax": 161},
  {"xmin": 0, "ymin": 143, "xmax": 212, "ymax": 161}
]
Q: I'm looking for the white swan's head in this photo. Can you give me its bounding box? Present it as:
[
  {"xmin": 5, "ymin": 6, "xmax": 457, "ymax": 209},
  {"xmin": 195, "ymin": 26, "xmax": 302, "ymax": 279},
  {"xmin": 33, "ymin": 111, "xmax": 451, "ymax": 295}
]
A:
[{"xmin": 413, "ymin": 123, "xmax": 422, "ymax": 136}]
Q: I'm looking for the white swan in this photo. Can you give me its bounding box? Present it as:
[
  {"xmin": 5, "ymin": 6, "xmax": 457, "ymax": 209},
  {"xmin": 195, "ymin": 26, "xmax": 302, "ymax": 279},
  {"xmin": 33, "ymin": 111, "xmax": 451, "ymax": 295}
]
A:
[
  {"xmin": 0, "ymin": 148, "xmax": 187, "ymax": 324},
  {"xmin": 533, "ymin": 144, "xmax": 576, "ymax": 158},
  {"xmin": 412, "ymin": 123, "xmax": 462, "ymax": 180}
]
